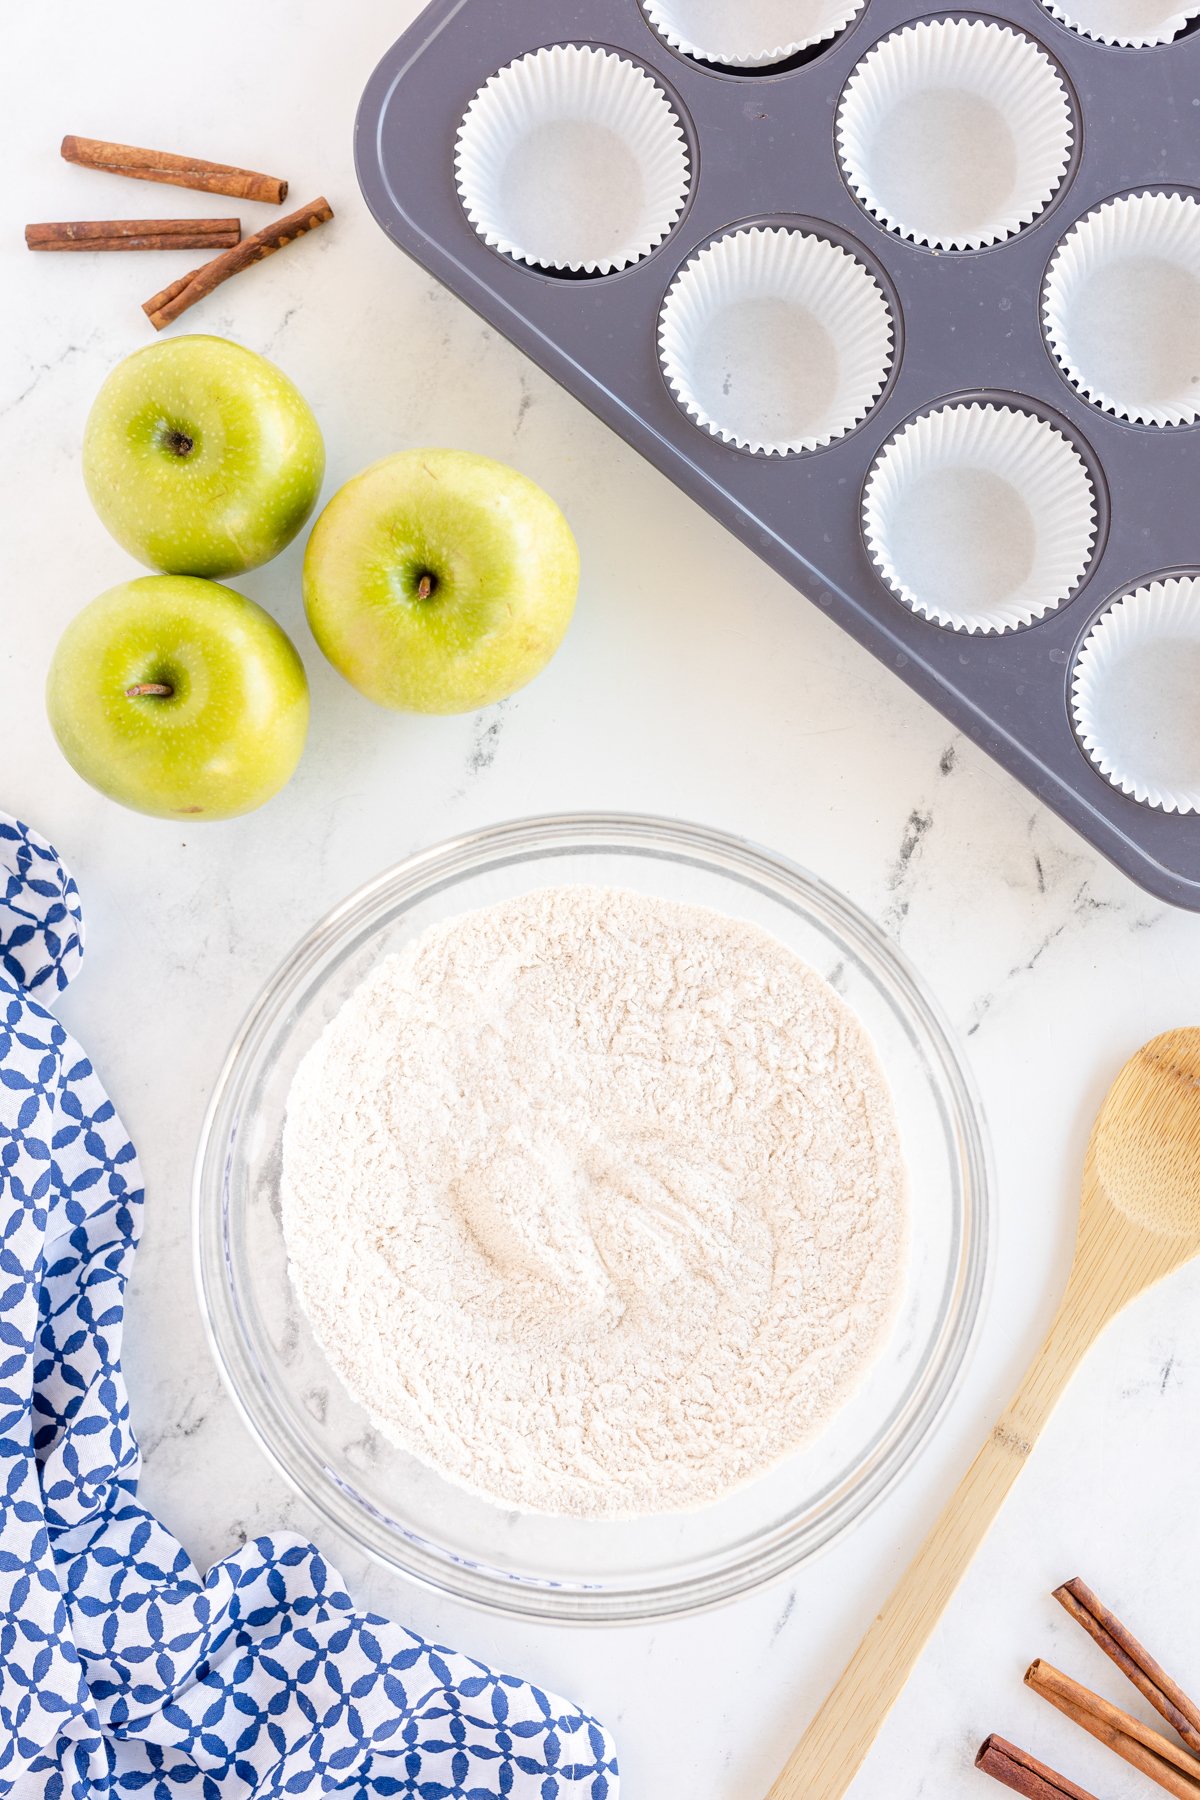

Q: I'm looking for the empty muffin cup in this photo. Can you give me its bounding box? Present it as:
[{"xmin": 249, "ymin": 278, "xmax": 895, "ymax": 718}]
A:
[
  {"xmin": 1043, "ymin": 192, "xmax": 1200, "ymax": 427},
  {"xmin": 863, "ymin": 401, "xmax": 1098, "ymax": 633},
  {"xmin": 1038, "ymin": 0, "xmax": 1198, "ymax": 45},
  {"xmin": 454, "ymin": 45, "xmax": 691, "ymax": 274},
  {"xmin": 836, "ymin": 19, "xmax": 1074, "ymax": 251},
  {"xmin": 657, "ymin": 225, "xmax": 895, "ymax": 455},
  {"xmin": 641, "ymin": 0, "xmax": 867, "ymax": 66},
  {"xmin": 1072, "ymin": 577, "xmax": 1200, "ymax": 813}
]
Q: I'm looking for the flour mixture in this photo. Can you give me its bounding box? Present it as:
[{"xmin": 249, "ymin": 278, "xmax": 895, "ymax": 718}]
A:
[{"xmin": 281, "ymin": 886, "xmax": 908, "ymax": 1517}]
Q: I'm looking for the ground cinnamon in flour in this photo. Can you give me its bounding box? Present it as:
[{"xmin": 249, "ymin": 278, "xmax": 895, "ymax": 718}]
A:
[{"xmin": 281, "ymin": 886, "xmax": 908, "ymax": 1518}]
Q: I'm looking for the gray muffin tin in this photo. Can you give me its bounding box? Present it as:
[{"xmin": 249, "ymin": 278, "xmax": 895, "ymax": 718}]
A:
[{"xmin": 356, "ymin": 0, "xmax": 1200, "ymax": 909}]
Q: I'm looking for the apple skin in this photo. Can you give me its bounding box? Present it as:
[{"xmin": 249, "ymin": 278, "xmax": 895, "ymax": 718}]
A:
[
  {"xmin": 82, "ymin": 336, "xmax": 324, "ymax": 578},
  {"xmin": 302, "ymin": 449, "xmax": 579, "ymax": 713},
  {"xmin": 46, "ymin": 575, "xmax": 310, "ymax": 820}
]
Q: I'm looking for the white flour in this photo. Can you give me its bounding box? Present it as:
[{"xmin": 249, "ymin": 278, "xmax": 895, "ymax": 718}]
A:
[{"xmin": 281, "ymin": 886, "xmax": 908, "ymax": 1518}]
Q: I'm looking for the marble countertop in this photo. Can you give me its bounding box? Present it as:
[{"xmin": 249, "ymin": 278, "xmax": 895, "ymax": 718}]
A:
[{"xmin": 5, "ymin": 7, "xmax": 1199, "ymax": 1797}]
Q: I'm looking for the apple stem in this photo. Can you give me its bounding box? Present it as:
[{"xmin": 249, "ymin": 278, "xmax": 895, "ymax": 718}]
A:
[
  {"xmin": 417, "ymin": 574, "xmax": 435, "ymax": 600},
  {"xmin": 126, "ymin": 682, "xmax": 174, "ymax": 699}
]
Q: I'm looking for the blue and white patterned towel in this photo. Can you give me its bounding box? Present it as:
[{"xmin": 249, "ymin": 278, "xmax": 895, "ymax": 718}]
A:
[{"xmin": 0, "ymin": 814, "xmax": 618, "ymax": 1799}]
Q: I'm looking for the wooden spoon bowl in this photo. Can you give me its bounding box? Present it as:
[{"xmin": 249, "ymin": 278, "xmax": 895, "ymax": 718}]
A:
[
  {"xmin": 1091, "ymin": 1029, "xmax": 1200, "ymax": 1239},
  {"xmin": 767, "ymin": 1028, "xmax": 1200, "ymax": 1800}
]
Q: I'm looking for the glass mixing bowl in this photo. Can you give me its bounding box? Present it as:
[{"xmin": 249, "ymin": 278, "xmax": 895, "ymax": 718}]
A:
[{"xmin": 194, "ymin": 814, "xmax": 990, "ymax": 1622}]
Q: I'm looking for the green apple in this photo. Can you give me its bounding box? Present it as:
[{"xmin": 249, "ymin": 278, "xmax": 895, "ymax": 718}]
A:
[
  {"xmin": 302, "ymin": 449, "xmax": 579, "ymax": 713},
  {"xmin": 82, "ymin": 336, "xmax": 324, "ymax": 578},
  {"xmin": 46, "ymin": 575, "xmax": 309, "ymax": 820}
]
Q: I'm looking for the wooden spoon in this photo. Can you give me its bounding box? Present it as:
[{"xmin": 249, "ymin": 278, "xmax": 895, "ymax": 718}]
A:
[{"xmin": 767, "ymin": 1027, "xmax": 1200, "ymax": 1800}]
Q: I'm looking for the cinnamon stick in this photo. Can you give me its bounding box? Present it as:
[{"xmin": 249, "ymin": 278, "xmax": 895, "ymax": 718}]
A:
[
  {"xmin": 1028, "ymin": 1661, "xmax": 1200, "ymax": 1782},
  {"xmin": 1026, "ymin": 1661, "xmax": 1200, "ymax": 1800},
  {"xmin": 26, "ymin": 217, "xmax": 240, "ymax": 252},
  {"xmin": 144, "ymin": 270, "xmax": 193, "ymax": 315},
  {"xmin": 976, "ymin": 1734, "xmax": 1098, "ymax": 1800},
  {"xmin": 142, "ymin": 196, "xmax": 333, "ymax": 330},
  {"xmin": 61, "ymin": 135, "xmax": 286, "ymax": 204},
  {"xmin": 1054, "ymin": 1579, "xmax": 1200, "ymax": 1756}
]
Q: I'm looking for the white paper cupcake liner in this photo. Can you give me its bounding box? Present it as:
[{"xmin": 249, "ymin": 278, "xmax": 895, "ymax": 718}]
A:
[
  {"xmin": 657, "ymin": 226, "xmax": 894, "ymax": 455},
  {"xmin": 1043, "ymin": 192, "xmax": 1200, "ymax": 427},
  {"xmin": 642, "ymin": 0, "xmax": 867, "ymax": 66},
  {"xmin": 1072, "ymin": 577, "xmax": 1200, "ymax": 813},
  {"xmin": 454, "ymin": 45, "xmax": 691, "ymax": 274},
  {"xmin": 836, "ymin": 19, "xmax": 1074, "ymax": 251},
  {"xmin": 1039, "ymin": 0, "xmax": 1198, "ymax": 45},
  {"xmin": 863, "ymin": 402, "xmax": 1098, "ymax": 633}
]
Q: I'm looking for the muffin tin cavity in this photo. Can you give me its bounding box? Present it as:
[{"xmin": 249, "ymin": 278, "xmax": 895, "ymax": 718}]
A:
[
  {"xmin": 454, "ymin": 45, "xmax": 691, "ymax": 274},
  {"xmin": 863, "ymin": 400, "xmax": 1098, "ymax": 632},
  {"xmin": 836, "ymin": 19, "xmax": 1075, "ymax": 250},
  {"xmin": 1043, "ymin": 192, "xmax": 1200, "ymax": 426},
  {"xmin": 1038, "ymin": 0, "xmax": 1199, "ymax": 45},
  {"xmin": 1072, "ymin": 577, "xmax": 1200, "ymax": 812},
  {"xmin": 658, "ymin": 225, "xmax": 895, "ymax": 454},
  {"xmin": 641, "ymin": 0, "xmax": 868, "ymax": 67}
]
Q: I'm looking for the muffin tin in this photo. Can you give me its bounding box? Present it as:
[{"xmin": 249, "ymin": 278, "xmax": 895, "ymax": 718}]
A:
[{"xmin": 356, "ymin": 0, "xmax": 1200, "ymax": 909}]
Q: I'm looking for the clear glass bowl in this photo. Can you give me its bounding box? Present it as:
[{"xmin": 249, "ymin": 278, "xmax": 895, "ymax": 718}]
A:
[{"xmin": 194, "ymin": 814, "xmax": 990, "ymax": 1622}]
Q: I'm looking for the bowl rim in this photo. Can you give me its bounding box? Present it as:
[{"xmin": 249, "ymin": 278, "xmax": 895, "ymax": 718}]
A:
[{"xmin": 193, "ymin": 811, "xmax": 992, "ymax": 1624}]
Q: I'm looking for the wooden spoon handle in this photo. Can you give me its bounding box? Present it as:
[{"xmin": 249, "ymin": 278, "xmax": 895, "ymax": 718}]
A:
[
  {"xmin": 766, "ymin": 1278, "xmax": 1110, "ymax": 1800},
  {"xmin": 765, "ymin": 1431, "xmax": 1029, "ymax": 1798}
]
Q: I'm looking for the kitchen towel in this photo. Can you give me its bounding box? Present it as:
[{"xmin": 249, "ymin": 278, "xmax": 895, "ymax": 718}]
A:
[{"xmin": 0, "ymin": 813, "xmax": 618, "ymax": 1799}]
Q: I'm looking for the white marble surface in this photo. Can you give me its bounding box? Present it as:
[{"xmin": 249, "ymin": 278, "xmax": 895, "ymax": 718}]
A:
[{"xmin": 4, "ymin": 8, "xmax": 1200, "ymax": 1797}]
